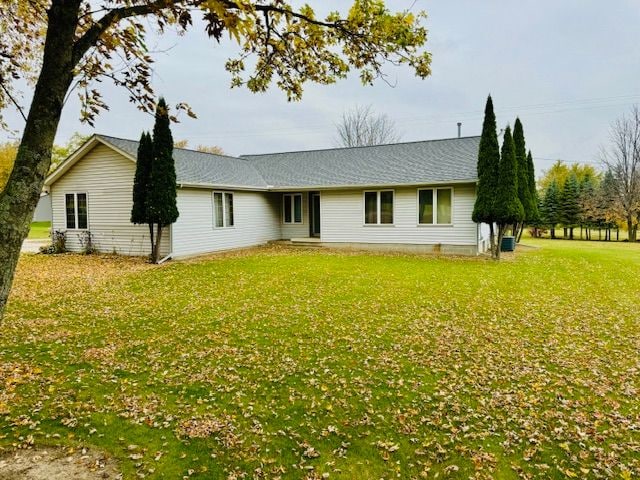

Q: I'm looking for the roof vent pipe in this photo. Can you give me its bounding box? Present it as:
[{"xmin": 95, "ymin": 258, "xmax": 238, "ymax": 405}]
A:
[{"xmin": 457, "ymin": 122, "xmax": 462, "ymax": 138}]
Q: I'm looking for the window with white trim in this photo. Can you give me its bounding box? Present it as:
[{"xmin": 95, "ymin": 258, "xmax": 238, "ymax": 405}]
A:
[
  {"xmin": 283, "ymin": 193, "xmax": 303, "ymax": 224},
  {"xmin": 364, "ymin": 190, "xmax": 393, "ymax": 224},
  {"xmin": 65, "ymin": 193, "xmax": 88, "ymax": 229},
  {"xmin": 213, "ymin": 192, "xmax": 234, "ymax": 228},
  {"xmin": 418, "ymin": 188, "xmax": 453, "ymax": 225}
]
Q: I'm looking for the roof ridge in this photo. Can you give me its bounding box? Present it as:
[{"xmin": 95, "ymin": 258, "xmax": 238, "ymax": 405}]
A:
[
  {"xmin": 97, "ymin": 134, "xmax": 246, "ymax": 161},
  {"xmin": 240, "ymin": 135, "xmax": 481, "ymax": 158}
]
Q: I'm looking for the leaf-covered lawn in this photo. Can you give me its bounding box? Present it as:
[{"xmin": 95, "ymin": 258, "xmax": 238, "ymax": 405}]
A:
[{"xmin": 2, "ymin": 241, "xmax": 640, "ymax": 479}]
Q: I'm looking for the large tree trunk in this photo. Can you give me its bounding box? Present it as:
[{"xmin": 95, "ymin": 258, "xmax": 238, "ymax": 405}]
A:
[
  {"xmin": 0, "ymin": 1, "xmax": 79, "ymax": 319},
  {"xmin": 627, "ymin": 217, "xmax": 637, "ymax": 242},
  {"xmin": 489, "ymin": 223, "xmax": 495, "ymax": 256}
]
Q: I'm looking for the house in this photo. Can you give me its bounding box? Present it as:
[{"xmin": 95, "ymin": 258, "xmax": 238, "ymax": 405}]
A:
[
  {"xmin": 33, "ymin": 192, "xmax": 52, "ymax": 222},
  {"xmin": 44, "ymin": 134, "xmax": 489, "ymax": 258}
]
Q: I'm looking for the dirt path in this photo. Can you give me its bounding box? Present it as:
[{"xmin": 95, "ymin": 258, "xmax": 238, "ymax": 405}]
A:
[{"xmin": 0, "ymin": 448, "xmax": 120, "ymax": 480}]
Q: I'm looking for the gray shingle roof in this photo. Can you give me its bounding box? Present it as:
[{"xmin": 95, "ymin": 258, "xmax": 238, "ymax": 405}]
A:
[
  {"xmin": 98, "ymin": 134, "xmax": 480, "ymax": 190},
  {"xmin": 98, "ymin": 135, "xmax": 268, "ymax": 188},
  {"xmin": 243, "ymin": 136, "xmax": 480, "ymax": 188}
]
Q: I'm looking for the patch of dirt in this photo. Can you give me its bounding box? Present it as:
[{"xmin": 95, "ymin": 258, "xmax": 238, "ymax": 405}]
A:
[{"xmin": 0, "ymin": 448, "xmax": 120, "ymax": 480}]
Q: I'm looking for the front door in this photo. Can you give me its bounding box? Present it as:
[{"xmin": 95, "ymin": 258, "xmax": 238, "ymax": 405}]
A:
[{"xmin": 310, "ymin": 193, "xmax": 320, "ymax": 237}]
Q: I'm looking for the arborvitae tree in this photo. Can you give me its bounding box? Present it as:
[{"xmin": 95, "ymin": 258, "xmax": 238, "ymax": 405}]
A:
[
  {"xmin": 146, "ymin": 98, "xmax": 179, "ymax": 263},
  {"xmin": 561, "ymin": 172, "xmax": 581, "ymax": 239},
  {"xmin": 131, "ymin": 132, "xmax": 153, "ymax": 225},
  {"xmin": 513, "ymin": 118, "xmax": 532, "ymax": 241},
  {"xmin": 542, "ymin": 180, "xmax": 561, "ymax": 238},
  {"xmin": 494, "ymin": 126, "xmax": 525, "ymax": 258},
  {"xmin": 527, "ymin": 150, "xmax": 540, "ymax": 223},
  {"xmin": 472, "ymin": 95, "xmax": 500, "ymax": 253}
]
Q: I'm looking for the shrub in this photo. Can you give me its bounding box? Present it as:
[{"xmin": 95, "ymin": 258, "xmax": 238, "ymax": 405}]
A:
[
  {"xmin": 39, "ymin": 230, "xmax": 67, "ymax": 254},
  {"xmin": 79, "ymin": 230, "xmax": 96, "ymax": 255}
]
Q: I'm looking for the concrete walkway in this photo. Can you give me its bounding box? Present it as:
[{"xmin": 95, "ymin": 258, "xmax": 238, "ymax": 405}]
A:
[{"xmin": 21, "ymin": 239, "xmax": 49, "ymax": 254}]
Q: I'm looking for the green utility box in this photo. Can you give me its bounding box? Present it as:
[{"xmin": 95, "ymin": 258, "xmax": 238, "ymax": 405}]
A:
[{"xmin": 501, "ymin": 236, "xmax": 516, "ymax": 252}]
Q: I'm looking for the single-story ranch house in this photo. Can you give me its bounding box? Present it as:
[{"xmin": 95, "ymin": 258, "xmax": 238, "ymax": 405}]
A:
[{"xmin": 44, "ymin": 134, "xmax": 490, "ymax": 258}]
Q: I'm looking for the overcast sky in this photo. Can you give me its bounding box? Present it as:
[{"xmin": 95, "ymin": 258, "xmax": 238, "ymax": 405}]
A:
[{"xmin": 4, "ymin": 0, "xmax": 640, "ymax": 175}]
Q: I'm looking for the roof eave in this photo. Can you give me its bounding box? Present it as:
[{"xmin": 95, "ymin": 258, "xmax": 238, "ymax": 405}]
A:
[
  {"xmin": 266, "ymin": 178, "xmax": 478, "ymax": 191},
  {"xmin": 177, "ymin": 182, "xmax": 269, "ymax": 191}
]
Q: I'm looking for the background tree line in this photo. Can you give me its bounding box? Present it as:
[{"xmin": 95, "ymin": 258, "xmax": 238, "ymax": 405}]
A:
[{"xmin": 537, "ymin": 105, "xmax": 640, "ymax": 242}]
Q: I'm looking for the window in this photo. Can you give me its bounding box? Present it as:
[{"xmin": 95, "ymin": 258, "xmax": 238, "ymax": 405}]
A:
[
  {"xmin": 65, "ymin": 193, "xmax": 88, "ymax": 229},
  {"xmin": 364, "ymin": 190, "xmax": 394, "ymax": 225},
  {"xmin": 418, "ymin": 188, "xmax": 453, "ymax": 225},
  {"xmin": 283, "ymin": 193, "xmax": 303, "ymax": 224},
  {"xmin": 213, "ymin": 192, "xmax": 234, "ymax": 228}
]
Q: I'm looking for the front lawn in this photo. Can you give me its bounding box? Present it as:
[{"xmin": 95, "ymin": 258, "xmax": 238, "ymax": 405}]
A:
[{"xmin": 2, "ymin": 242, "xmax": 640, "ymax": 479}]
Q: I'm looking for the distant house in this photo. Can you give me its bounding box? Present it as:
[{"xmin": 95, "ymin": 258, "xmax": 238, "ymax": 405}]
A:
[
  {"xmin": 33, "ymin": 192, "xmax": 52, "ymax": 222},
  {"xmin": 44, "ymin": 134, "xmax": 489, "ymax": 258}
]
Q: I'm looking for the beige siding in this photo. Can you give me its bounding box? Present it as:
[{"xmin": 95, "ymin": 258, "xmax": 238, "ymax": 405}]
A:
[
  {"xmin": 319, "ymin": 184, "xmax": 478, "ymax": 247},
  {"xmin": 50, "ymin": 144, "xmax": 170, "ymax": 256},
  {"xmin": 171, "ymin": 189, "xmax": 281, "ymax": 257}
]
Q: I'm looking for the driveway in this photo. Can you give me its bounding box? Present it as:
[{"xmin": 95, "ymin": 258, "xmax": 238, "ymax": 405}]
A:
[{"xmin": 21, "ymin": 239, "xmax": 49, "ymax": 254}]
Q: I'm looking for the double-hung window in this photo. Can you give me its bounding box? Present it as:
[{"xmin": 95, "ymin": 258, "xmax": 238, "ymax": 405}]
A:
[
  {"xmin": 364, "ymin": 190, "xmax": 394, "ymax": 225},
  {"xmin": 283, "ymin": 193, "xmax": 303, "ymax": 224},
  {"xmin": 65, "ymin": 193, "xmax": 88, "ymax": 229},
  {"xmin": 418, "ymin": 188, "xmax": 453, "ymax": 225},
  {"xmin": 213, "ymin": 192, "xmax": 234, "ymax": 228}
]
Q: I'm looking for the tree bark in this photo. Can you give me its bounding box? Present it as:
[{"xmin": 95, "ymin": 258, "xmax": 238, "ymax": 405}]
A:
[
  {"xmin": 0, "ymin": 1, "xmax": 80, "ymax": 319},
  {"xmin": 152, "ymin": 224, "xmax": 163, "ymax": 263},
  {"xmin": 495, "ymin": 224, "xmax": 506, "ymax": 260},
  {"xmin": 489, "ymin": 222, "xmax": 495, "ymax": 257}
]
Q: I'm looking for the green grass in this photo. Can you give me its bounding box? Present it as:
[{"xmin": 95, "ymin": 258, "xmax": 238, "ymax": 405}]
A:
[
  {"xmin": 27, "ymin": 221, "xmax": 51, "ymax": 239},
  {"xmin": 2, "ymin": 241, "xmax": 640, "ymax": 479}
]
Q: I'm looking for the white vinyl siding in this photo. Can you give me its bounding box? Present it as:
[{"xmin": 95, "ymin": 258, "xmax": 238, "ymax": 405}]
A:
[
  {"xmin": 320, "ymin": 184, "xmax": 477, "ymax": 246},
  {"xmin": 171, "ymin": 189, "xmax": 281, "ymax": 257},
  {"xmin": 50, "ymin": 143, "xmax": 170, "ymax": 256}
]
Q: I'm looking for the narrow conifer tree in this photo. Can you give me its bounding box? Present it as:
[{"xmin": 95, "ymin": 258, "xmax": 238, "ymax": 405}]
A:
[
  {"xmin": 146, "ymin": 98, "xmax": 179, "ymax": 263},
  {"xmin": 513, "ymin": 118, "xmax": 532, "ymax": 241},
  {"xmin": 494, "ymin": 126, "xmax": 525, "ymax": 259},
  {"xmin": 472, "ymin": 96, "xmax": 500, "ymax": 254},
  {"xmin": 131, "ymin": 132, "xmax": 153, "ymax": 227},
  {"xmin": 526, "ymin": 150, "xmax": 540, "ymax": 224},
  {"xmin": 560, "ymin": 172, "xmax": 581, "ymax": 240}
]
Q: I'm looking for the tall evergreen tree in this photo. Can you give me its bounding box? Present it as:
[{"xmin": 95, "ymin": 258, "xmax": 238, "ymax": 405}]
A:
[
  {"xmin": 542, "ymin": 180, "xmax": 561, "ymax": 238},
  {"xmin": 494, "ymin": 126, "xmax": 525, "ymax": 258},
  {"xmin": 146, "ymin": 98, "xmax": 179, "ymax": 263},
  {"xmin": 578, "ymin": 173, "xmax": 598, "ymax": 238},
  {"xmin": 131, "ymin": 132, "xmax": 153, "ymax": 225},
  {"xmin": 598, "ymin": 170, "xmax": 619, "ymax": 238},
  {"xmin": 560, "ymin": 172, "xmax": 581, "ymax": 239},
  {"xmin": 526, "ymin": 150, "xmax": 540, "ymax": 223},
  {"xmin": 472, "ymin": 95, "xmax": 501, "ymax": 253},
  {"xmin": 513, "ymin": 118, "xmax": 532, "ymax": 241}
]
